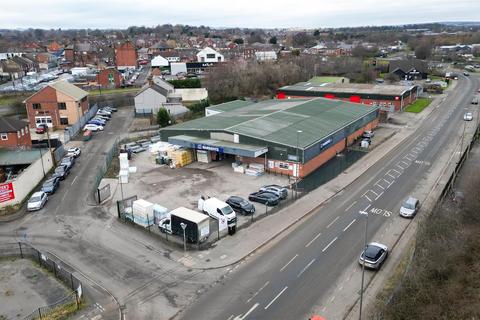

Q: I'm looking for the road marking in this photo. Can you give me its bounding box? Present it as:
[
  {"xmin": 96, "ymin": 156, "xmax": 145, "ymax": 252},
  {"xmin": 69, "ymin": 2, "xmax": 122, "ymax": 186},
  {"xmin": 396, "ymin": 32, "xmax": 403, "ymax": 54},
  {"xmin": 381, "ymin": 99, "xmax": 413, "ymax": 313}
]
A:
[
  {"xmin": 322, "ymin": 237, "xmax": 338, "ymax": 252},
  {"xmin": 345, "ymin": 201, "xmax": 356, "ymax": 211},
  {"xmin": 264, "ymin": 286, "xmax": 288, "ymax": 310},
  {"xmin": 297, "ymin": 258, "xmax": 316, "ymax": 278},
  {"xmin": 330, "ymin": 296, "xmax": 335, "ymax": 302},
  {"xmin": 322, "ymin": 306, "xmax": 327, "ymax": 312},
  {"xmin": 237, "ymin": 303, "xmax": 259, "ymax": 320},
  {"xmin": 228, "ymin": 315, "xmax": 234, "ymax": 320},
  {"xmin": 280, "ymin": 255, "xmax": 298, "ymax": 271},
  {"xmin": 343, "ymin": 219, "xmax": 356, "ymax": 232},
  {"xmin": 305, "ymin": 232, "xmax": 322, "ymax": 247},
  {"xmin": 326, "ymin": 216, "xmax": 340, "ymax": 228},
  {"xmin": 363, "ymin": 204, "xmax": 371, "ymax": 212},
  {"xmin": 375, "ymin": 191, "xmax": 384, "ymax": 200},
  {"xmin": 71, "ymin": 175, "xmax": 78, "ymax": 185},
  {"xmin": 246, "ymin": 281, "xmax": 270, "ymax": 303},
  {"xmin": 374, "ymin": 180, "xmax": 385, "ymax": 190}
]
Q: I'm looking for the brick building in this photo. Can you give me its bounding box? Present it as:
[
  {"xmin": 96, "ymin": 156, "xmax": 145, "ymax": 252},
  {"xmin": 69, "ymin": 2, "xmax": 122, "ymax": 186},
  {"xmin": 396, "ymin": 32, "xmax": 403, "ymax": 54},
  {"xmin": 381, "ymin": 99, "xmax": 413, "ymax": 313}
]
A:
[
  {"xmin": 24, "ymin": 81, "xmax": 89, "ymax": 130},
  {"xmin": 115, "ymin": 41, "xmax": 137, "ymax": 70},
  {"xmin": 96, "ymin": 67, "xmax": 122, "ymax": 88},
  {"xmin": 0, "ymin": 117, "xmax": 32, "ymax": 148}
]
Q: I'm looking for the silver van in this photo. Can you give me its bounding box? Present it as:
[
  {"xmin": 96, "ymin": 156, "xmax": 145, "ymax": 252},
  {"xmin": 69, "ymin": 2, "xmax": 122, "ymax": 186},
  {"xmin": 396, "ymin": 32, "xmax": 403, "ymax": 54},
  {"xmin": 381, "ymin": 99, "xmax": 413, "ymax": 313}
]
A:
[{"xmin": 399, "ymin": 197, "xmax": 419, "ymax": 218}]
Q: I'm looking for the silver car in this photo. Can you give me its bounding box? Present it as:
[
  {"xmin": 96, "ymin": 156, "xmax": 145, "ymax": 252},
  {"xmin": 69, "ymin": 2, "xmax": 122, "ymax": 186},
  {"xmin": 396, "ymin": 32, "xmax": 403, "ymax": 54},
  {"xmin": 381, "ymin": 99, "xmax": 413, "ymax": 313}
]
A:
[
  {"xmin": 259, "ymin": 185, "xmax": 288, "ymax": 199},
  {"xmin": 27, "ymin": 191, "xmax": 48, "ymax": 211},
  {"xmin": 400, "ymin": 196, "xmax": 419, "ymax": 218},
  {"xmin": 358, "ymin": 242, "xmax": 388, "ymax": 270}
]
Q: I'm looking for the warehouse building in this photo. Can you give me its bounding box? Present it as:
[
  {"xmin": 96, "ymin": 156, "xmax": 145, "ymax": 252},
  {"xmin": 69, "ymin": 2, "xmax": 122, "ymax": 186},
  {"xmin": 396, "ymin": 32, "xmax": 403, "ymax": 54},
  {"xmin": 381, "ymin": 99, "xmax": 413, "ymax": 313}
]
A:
[
  {"xmin": 159, "ymin": 98, "xmax": 379, "ymax": 178},
  {"xmin": 277, "ymin": 82, "xmax": 420, "ymax": 113}
]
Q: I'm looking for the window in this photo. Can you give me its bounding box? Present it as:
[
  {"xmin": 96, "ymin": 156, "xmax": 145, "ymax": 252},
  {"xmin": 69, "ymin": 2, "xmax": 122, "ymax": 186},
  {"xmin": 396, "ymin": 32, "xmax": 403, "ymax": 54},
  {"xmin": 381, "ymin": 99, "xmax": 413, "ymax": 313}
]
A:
[
  {"xmin": 21, "ymin": 128, "xmax": 24, "ymax": 136},
  {"xmin": 58, "ymin": 102, "xmax": 67, "ymax": 110},
  {"xmin": 206, "ymin": 53, "xmax": 216, "ymax": 59},
  {"xmin": 60, "ymin": 117, "xmax": 69, "ymax": 125},
  {"xmin": 32, "ymin": 103, "xmax": 41, "ymax": 110},
  {"xmin": 17, "ymin": 131, "xmax": 20, "ymax": 138},
  {"xmin": 1, "ymin": 133, "xmax": 7, "ymax": 140}
]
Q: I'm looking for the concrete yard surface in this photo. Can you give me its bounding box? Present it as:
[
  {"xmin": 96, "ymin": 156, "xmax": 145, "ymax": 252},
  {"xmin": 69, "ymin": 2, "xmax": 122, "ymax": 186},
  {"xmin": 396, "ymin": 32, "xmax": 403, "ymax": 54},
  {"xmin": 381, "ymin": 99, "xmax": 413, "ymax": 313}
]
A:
[{"xmin": 0, "ymin": 258, "xmax": 72, "ymax": 319}]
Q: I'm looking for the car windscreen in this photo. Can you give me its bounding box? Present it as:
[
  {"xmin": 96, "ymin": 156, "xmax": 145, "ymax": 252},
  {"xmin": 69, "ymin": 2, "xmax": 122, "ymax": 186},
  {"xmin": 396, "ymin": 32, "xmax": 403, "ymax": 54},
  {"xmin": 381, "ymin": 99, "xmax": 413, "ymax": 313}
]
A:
[
  {"xmin": 240, "ymin": 200, "xmax": 250, "ymax": 206},
  {"xmin": 365, "ymin": 246, "xmax": 381, "ymax": 260},
  {"xmin": 403, "ymin": 201, "xmax": 415, "ymax": 210},
  {"xmin": 43, "ymin": 180, "xmax": 54, "ymax": 187},
  {"xmin": 55, "ymin": 167, "xmax": 65, "ymax": 173},
  {"xmin": 29, "ymin": 196, "xmax": 41, "ymax": 202},
  {"xmin": 221, "ymin": 206, "xmax": 233, "ymax": 215}
]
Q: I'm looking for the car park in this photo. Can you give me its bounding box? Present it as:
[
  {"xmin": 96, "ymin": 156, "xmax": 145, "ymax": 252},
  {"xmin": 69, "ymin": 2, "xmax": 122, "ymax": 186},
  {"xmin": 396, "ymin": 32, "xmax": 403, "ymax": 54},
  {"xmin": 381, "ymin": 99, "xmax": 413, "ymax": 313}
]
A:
[
  {"xmin": 27, "ymin": 191, "xmax": 48, "ymax": 211},
  {"xmin": 41, "ymin": 176, "xmax": 60, "ymax": 195},
  {"xmin": 67, "ymin": 147, "xmax": 81, "ymax": 158},
  {"xmin": 248, "ymin": 191, "xmax": 280, "ymax": 206},
  {"xmin": 464, "ymin": 112, "xmax": 473, "ymax": 121},
  {"xmin": 60, "ymin": 156, "xmax": 75, "ymax": 169},
  {"xmin": 226, "ymin": 196, "xmax": 255, "ymax": 215},
  {"xmin": 53, "ymin": 165, "xmax": 70, "ymax": 180},
  {"xmin": 399, "ymin": 196, "xmax": 419, "ymax": 218},
  {"xmin": 358, "ymin": 242, "xmax": 388, "ymax": 270},
  {"xmin": 259, "ymin": 185, "xmax": 288, "ymax": 199},
  {"xmin": 83, "ymin": 124, "xmax": 104, "ymax": 131}
]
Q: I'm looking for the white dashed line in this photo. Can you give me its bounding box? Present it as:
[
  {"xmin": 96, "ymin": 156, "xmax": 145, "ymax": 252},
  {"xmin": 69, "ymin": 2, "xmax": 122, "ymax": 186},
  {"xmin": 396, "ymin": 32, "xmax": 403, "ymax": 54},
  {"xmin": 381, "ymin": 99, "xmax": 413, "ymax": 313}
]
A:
[
  {"xmin": 280, "ymin": 254, "xmax": 298, "ymax": 271},
  {"xmin": 71, "ymin": 176, "xmax": 78, "ymax": 185},
  {"xmin": 265, "ymin": 286, "xmax": 288, "ymax": 310},
  {"xmin": 326, "ymin": 216, "xmax": 340, "ymax": 228},
  {"xmin": 375, "ymin": 191, "xmax": 384, "ymax": 200},
  {"xmin": 305, "ymin": 232, "xmax": 322, "ymax": 248},
  {"xmin": 322, "ymin": 237, "xmax": 338, "ymax": 252},
  {"xmin": 297, "ymin": 258, "xmax": 316, "ymax": 278},
  {"xmin": 240, "ymin": 303, "xmax": 259, "ymax": 319},
  {"xmin": 246, "ymin": 281, "xmax": 270, "ymax": 303},
  {"xmin": 345, "ymin": 201, "xmax": 357, "ymax": 211},
  {"xmin": 343, "ymin": 219, "xmax": 356, "ymax": 232}
]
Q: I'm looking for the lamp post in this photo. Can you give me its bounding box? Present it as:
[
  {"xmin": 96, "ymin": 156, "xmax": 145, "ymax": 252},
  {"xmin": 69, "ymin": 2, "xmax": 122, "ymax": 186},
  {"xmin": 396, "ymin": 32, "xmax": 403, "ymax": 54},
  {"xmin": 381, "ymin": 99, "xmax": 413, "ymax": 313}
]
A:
[
  {"xmin": 359, "ymin": 209, "xmax": 369, "ymax": 320},
  {"xmin": 295, "ymin": 130, "xmax": 302, "ymax": 199},
  {"xmin": 180, "ymin": 222, "xmax": 187, "ymax": 254}
]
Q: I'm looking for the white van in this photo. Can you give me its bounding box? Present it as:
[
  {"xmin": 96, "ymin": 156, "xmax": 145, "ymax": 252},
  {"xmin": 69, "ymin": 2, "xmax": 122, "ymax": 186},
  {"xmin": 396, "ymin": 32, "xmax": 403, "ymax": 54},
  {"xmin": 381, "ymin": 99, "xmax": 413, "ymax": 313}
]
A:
[{"xmin": 198, "ymin": 196, "xmax": 236, "ymax": 227}]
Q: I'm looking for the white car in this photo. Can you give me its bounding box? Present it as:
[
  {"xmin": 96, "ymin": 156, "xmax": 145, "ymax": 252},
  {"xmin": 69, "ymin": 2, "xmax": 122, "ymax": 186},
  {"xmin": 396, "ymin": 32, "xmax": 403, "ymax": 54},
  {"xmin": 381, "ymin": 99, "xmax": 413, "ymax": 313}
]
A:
[
  {"xmin": 83, "ymin": 124, "xmax": 104, "ymax": 132},
  {"xmin": 399, "ymin": 196, "xmax": 419, "ymax": 218},
  {"xmin": 463, "ymin": 112, "xmax": 473, "ymax": 121},
  {"xmin": 27, "ymin": 191, "xmax": 48, "ymax": 211},
  {"xmin": 66, "ymin": 147, "xmax": 81, "ymax": 158}
]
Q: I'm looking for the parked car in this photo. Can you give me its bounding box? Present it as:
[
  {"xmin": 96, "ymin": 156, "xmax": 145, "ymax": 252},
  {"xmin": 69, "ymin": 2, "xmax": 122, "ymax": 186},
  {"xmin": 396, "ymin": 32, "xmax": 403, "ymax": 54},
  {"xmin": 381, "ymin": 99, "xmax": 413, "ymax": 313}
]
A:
[
  {"xmin": 399, "ymin": 196, "xmax": 419, "ymax": 218},
  {"xmin": 358, "ymin": 242, "xmax": 388, "ymax": 270},
  {"xmin": 362, "ymin": 130, "xmax": 375, "ymax": 138},
  {"xmin": 27, "ymin": 191, "xmax": 48, "ymax": 211},
  {"xmin": 464, "ymin": 112, "xmax": 473, "ymax": 121},
  {"xmin": 103, "ymin": 106, "xmax": 117, "ymax": 112},
  {"xmin": 471, "ymin": 97, "xmax": 478, "ymax": 105},
  {"xmin": 88, "ymin": 120, "xmax": 105, "ymax": 127},
  {"xmin": 259, "ymin": 185, "xmax": 288, "ymax": 199},
  {"xmin": 464, "ymin": 71, "xmax": 470, "ymax": 76},
  {"xmin": 83, "ymin": 124, "xmax": 104, "ymax": 132},
  {"xmin": 66, "ymin": 147, "xmax": 81, "ymax": 158},
  {"xmin": 226, "ymin": 196, "xmax": 255, "ymax": 215},
  {"xmin": 41, "ymin": 176, "xmax": 60, "ymax": 195},
  {"xmin": 129, "ymin": 145, "xmax": 147, "ymax": 153},
  {"xmin": 97, "ymin": 110, "xmax": 111, "ymax": 117},
  {"xmin": 94, "ymin": 114, "xmax": 110, "ymax": 121},
  {"xmin": 53, "ymin": 165, "xmax": 70, "ymax": 180},
  {"xmin": 35, "ymin": 124, "xmax": 48, "ymax": 134},
  {"xmin": 60, "ymin": 156, "xmax": 75, "ymax": 169},
  {"xmin": 248, "ymin": 191, "xmax": 280, "ymax": 206}
]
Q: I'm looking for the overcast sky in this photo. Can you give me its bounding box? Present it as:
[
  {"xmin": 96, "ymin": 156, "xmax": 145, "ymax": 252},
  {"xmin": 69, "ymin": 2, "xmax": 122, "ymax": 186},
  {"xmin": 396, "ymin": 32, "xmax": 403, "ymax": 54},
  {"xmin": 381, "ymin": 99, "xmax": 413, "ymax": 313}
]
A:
[{"xmin": 1, "ymin": 0, "xmax": 479, "ymax": 29}]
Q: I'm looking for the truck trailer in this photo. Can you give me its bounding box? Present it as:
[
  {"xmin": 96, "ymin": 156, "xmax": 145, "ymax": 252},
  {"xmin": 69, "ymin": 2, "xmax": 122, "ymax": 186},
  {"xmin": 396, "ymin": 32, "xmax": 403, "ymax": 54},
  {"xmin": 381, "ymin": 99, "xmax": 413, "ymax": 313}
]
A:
[{"xmin": 158, "ymin": 207, "xmax": 210, "ymax": 243}]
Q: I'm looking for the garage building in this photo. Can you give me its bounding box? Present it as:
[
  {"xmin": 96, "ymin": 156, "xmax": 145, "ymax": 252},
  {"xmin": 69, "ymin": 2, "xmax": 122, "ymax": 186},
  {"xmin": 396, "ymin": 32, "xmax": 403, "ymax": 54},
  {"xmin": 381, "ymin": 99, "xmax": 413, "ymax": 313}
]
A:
[
  {"xmin": 277, "ymin": 82, "xmax": 419, "ymax": 112},
  {"xmin": 160, "ymin": 98, "xmax": 379, "ymax": 178}
]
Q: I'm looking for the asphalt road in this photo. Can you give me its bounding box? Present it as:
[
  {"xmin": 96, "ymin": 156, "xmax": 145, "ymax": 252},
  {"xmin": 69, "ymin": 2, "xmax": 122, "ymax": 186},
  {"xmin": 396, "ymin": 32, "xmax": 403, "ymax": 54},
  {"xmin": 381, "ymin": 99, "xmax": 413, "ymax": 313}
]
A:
[{"xmin": 180, "ymin": 76, "xmax": 479, "ymax": 320}]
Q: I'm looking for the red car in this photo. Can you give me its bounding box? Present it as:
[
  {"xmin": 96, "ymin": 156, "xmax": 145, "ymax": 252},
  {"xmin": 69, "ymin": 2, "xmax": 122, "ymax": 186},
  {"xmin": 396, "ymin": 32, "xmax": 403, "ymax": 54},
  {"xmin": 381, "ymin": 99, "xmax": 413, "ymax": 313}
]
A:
[{"xmin": 35, "ymin": 124, "xmax": 48, "ymax": 134}]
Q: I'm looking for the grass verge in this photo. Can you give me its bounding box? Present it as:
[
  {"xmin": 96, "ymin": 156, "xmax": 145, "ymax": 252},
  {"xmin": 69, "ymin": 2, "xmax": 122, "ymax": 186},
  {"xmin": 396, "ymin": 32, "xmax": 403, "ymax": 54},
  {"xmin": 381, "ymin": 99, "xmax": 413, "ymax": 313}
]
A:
[
  {"xmin": 404, "ymin": 98, "xmax": 432, "ymax": 113},
  {"xmin": 88, "ymin": 87, "xmax": 140, "ymax": 96}
]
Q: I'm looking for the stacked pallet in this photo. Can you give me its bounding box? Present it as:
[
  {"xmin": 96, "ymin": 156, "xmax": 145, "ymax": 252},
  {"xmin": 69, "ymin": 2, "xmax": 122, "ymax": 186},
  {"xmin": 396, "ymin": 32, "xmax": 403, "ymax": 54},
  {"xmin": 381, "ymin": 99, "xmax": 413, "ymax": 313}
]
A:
[
  {"xmin": 168, "ymin": 149, "xmax": 194, "ymax": 167},
  {"xmin": 245, "ymin": 163, "xmax": 265, "ymax": 176}
]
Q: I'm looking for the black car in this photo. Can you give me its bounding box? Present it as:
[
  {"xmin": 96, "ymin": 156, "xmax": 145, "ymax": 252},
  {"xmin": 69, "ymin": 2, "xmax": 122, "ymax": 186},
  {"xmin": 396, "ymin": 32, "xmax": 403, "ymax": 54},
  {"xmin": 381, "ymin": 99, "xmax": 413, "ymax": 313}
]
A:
[
  {"xmin": 248, "ymin": 191, "xmax": 280, "ymax": 206},
  {"xmin": 60, "ymin": 156, "xmax": 75, "ymax": 170},
  {"xmin": 53, "ymin": 165, "xmax": 70, "ymax": 180},
  {"xmin": 358, "ymin": 242, "xmax": 389, "ymax": 270},
  {"xmin": 226, "ymin": 196, "xmax": 255, "ymax": 215},
  {"xmin": 41, "ymin": 176, "xmax": 60, "ymax": 194}
]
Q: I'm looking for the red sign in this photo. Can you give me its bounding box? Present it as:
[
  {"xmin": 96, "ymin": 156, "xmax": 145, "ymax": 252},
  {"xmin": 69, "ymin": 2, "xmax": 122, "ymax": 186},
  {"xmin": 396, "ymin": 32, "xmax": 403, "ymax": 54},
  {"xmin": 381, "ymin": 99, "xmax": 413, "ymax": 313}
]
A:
[{"xmin": 0, "ymin": 182, "xmax": 15, "ymax": 203}]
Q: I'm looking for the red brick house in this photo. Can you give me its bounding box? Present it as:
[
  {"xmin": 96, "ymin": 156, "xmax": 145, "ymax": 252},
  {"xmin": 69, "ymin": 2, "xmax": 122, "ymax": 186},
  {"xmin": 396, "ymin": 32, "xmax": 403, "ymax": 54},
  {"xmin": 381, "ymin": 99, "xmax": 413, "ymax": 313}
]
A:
[
  {"xmin": 24, "ymin": 81, "xmax": 89, "ymax": 130},
  {"xmin": 96, "ymin": 67, "xmax": 122, "ymax": 88},
  {"xmin": 0, "ymin": 117, "xmax": 32, "ymax": 148},
  {"xmin": 115, "ymin": 41, "xmax": 137, "ymax": 70}
]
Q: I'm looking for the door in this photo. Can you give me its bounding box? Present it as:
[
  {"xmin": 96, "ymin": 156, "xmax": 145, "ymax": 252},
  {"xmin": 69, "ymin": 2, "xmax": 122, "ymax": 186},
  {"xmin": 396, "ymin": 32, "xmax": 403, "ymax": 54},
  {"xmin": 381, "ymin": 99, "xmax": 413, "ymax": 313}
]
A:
[{"xmin": 35, "ymin": 116, "xmax": 53, "ymax": 128}]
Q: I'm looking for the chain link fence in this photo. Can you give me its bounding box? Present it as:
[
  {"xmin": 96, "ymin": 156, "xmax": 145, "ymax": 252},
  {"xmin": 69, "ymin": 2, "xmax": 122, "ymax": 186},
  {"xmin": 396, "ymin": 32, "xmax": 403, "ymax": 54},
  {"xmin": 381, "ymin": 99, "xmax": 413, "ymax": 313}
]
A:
[
  {"xmin": 93, "ymin": 137, "xmax": 119, "ymax": 191},
  {"xmin": 0, "ymin": 242, "xmax": 82, "ymax": 320}
]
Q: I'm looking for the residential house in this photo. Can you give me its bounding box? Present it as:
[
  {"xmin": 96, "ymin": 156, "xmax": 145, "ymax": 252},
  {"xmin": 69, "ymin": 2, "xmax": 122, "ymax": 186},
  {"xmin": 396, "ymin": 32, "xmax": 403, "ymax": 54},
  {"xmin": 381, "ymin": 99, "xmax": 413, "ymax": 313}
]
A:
[
  {"xmin": 96, "ymin": 67, "xmax": 122, "ymax": 88},
  {"xmin": 159, "ymin": 51, "xmax": 181, "ymax": 63},
  {"xmin": 115, "ymin": 41, "xmax": 137, "ymax": 70},
  {"xmin": 35, "ymin": 53, "xmax": 57, "ymax": 70},
  {"xmin": 137, "ymin": 47, "xmax": 149, "ymax": 60},
  {"xmin": 24, "ymin": 80, "xmax": 89, "ymax": 130},
  {"xmin": 12, "ymin": 56, "xmax": 37, "ymax": 73},
  {"xmin": 0, "ymin": 59, "xmax": 23, "ymax": 80},
  {"xmin": 389, "ymin": 59, "xmax": 428, "ymax": 80},
  {"xmin": 151, "ymin": 55, "xmax": 169, "ymax": 68},
  {"xmin": 0, "ymin": 117, "xmax": 32, "ymax": 148},
  {"xmin": 255, "ymin": 51, "xmax": 278, "ymax": 62},
  {"xmin": 148, "ymin": 42, "xmax": 174, "ymax": 56},
  {"xmin": 63, "ymin": 42, "xmax": 100, "ymax": 67},
  {"xmin": 134, "ymin": 80, "xmax": 188, "ymax": 117},
  {"xmin": 47, "ymin": 41, "xmax": 63, "ymax": 53},
  {"xmin": 196, "ymin": 47, "xmax": 224, "ymax": 63}
]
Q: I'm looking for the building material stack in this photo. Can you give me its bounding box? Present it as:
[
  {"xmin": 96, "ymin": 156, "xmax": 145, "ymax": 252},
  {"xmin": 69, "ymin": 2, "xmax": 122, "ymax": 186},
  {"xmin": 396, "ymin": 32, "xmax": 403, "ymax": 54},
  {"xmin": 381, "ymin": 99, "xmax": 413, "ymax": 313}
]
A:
[
  {"xmin": 245, "ymin": 163, "xmax": 265, "ymax": 176},
  {"xmin": 168, "ymin": 149, "xmax": 194, "ymax": 168}
]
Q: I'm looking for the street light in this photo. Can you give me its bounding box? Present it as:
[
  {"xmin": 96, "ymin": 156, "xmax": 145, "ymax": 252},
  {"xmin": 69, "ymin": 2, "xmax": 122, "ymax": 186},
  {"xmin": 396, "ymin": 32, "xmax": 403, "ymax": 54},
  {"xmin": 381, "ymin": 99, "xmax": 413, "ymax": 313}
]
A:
[
  {"xmin": 359, "ymin": 209, "xmax": 369, "ymax": 320},
  {"xmin": 180, "ymin": 222, "xmax": 187, "ymax": 254},
  {"xmin": 295, "ymin": 130, "xmax": 302, "ymax": 199}
]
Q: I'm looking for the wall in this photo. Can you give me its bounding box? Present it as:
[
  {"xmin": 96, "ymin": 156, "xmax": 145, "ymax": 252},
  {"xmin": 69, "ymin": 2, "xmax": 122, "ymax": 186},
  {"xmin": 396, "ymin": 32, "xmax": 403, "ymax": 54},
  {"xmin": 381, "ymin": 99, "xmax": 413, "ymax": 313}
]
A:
[
  {"xmin": 26, "ymin": 86, "xmax": 59, "ymax": 128},
  {"xmin": 56, "ymin": 90, "xmax": 82, "ymax": 127},
  {"xmin": 134, "ymin": 88, "xmax": 167, "ymax": 112},
  {"xmin": 115, "ymin": 43, "xmax": 137, "ymax": 68},
  {"xmin": 0, "ymin": 125, "xmax": 32, "ymax": 148},
  {"xmin": 96, "ymin": 69, "xmax": 122, "ymax": 88},
  {"xmin": 0, "ymin": 150, "xmax": 53, "ymax": 208},
  {"xmin": 175, "ymin": 88, "xmax": 208, "ymax": 102}
]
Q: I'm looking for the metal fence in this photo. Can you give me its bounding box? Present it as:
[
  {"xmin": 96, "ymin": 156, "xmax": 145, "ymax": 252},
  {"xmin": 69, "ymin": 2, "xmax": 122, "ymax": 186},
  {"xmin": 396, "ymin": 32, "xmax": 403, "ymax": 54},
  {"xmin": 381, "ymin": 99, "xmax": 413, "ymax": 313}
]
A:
[
  {"xmin": 134, "ymin": 108, "xmax": 154, "ymax": 118},
  {"xmin": 64, "ymin": 104, "xmax": 99, "ymax": 143},
  {"xmin": 0, "ymin": 242, "xmax": 83, "ymax": 320},
  {"xmin": 93, "ymin": 137, "xmax": 119, "ymax": 191}
]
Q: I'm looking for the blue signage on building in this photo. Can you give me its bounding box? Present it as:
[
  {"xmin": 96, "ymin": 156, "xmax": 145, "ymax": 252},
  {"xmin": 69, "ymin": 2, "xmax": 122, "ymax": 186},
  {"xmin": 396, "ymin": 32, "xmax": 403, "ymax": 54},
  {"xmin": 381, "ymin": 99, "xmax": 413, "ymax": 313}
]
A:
[
  {"xmin": 195, "ymin": 143, "xmax": 224, "ymax": 153},
  {"xmin": 320, "ymin": 138, "xmax": 333, "ymax": 150}
]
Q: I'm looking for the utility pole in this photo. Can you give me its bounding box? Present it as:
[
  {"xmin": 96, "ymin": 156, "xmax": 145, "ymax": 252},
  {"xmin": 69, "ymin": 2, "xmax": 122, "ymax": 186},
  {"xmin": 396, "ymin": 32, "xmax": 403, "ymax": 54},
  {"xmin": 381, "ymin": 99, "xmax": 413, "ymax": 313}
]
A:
[
  {"xmin": 359, "ymin": 209, "xmax": 369, "ymax": 320},
  {"xmin": 180, "ymin": 222, "xmax": 187, "ymax": 254},
  {"xmin": 45, "ymin": 126, "xmax": 56, "ymax": 166}
]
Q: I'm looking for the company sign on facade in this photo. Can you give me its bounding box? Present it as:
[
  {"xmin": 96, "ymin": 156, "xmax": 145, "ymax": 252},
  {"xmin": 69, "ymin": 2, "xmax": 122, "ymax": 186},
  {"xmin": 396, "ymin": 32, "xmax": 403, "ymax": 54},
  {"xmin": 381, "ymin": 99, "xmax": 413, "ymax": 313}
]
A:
[{"xmin": 0, "ymin": 182, "xmax": 15, "ymax": 203}]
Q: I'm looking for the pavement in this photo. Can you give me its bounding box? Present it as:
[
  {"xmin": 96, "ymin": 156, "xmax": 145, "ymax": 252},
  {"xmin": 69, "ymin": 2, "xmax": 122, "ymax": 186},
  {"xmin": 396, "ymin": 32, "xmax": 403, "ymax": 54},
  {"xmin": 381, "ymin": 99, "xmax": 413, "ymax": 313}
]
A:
[{"xmin": 160, "ymin": 81, "xmax": 457, "ymax": 270}]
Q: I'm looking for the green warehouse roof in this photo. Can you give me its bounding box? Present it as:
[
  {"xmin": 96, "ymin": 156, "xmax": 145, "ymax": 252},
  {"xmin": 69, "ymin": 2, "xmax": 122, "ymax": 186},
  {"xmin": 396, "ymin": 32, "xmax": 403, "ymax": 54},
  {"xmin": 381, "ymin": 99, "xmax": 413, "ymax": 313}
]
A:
[{"xmin": 162, "ymin": 98, "xmax": 378, "ymax": 149}]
